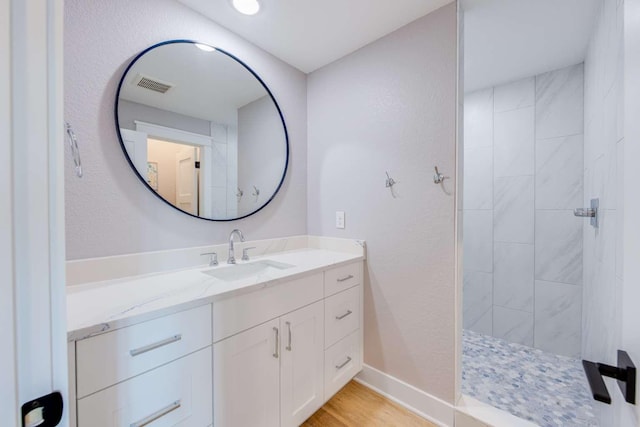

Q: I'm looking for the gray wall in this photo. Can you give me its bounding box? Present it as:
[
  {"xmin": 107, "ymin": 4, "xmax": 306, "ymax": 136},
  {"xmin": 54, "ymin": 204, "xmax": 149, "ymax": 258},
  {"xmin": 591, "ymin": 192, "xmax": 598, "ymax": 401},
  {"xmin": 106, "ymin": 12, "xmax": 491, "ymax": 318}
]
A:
[
  {"xmin": 307, "ymin": 4, "xmax": 458, "ymax": 403},
  {"xmin": 237, "ymin": 96, "xmax": 286, "ymax": 215},
  {"xmin": 64, "ymin": 0, "xmax": 307, "ymax": 259},
  {"xmin": 118, "ymin": 99, "xmax": 212, "ymax": 135},
  {"xmin": 463, "ymin": 64, "xmax": 585, "ymax": 358}
]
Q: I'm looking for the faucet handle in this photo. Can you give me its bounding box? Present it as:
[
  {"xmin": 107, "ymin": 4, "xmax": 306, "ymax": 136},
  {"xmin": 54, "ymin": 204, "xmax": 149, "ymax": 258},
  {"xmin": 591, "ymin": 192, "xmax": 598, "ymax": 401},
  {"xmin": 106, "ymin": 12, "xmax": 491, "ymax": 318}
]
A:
[
  {"xmin": 242, "ymin": 247, "xmax": 256, "ymax": 261},
  {"xmin": 201, "ymin": 252, "xmax": 218, "ymax": 266}
]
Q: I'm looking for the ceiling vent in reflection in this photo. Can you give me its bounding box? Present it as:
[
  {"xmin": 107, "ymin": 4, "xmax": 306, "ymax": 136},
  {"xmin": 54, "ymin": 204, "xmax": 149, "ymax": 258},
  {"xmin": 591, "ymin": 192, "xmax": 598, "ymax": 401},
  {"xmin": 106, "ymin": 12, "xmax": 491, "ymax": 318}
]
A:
[{"xmin": 133, "ymin": 74, "xmax": 174, "ymax": 94}]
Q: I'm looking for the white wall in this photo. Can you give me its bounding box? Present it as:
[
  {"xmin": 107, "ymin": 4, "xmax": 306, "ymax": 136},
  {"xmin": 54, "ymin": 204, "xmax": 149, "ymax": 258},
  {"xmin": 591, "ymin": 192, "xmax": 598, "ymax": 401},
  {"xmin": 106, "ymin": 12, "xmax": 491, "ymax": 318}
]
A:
[
  {"xmin": 582, "ymin": 0, "xmax": 627, "ymax": 425},
  {"xmin": 307, "ymin": 4, "xmax": 458, "ymax": 403},
  {"xmin": 64, "ymin": 0, "xmax": 307, "ymax": 259},
  {"xmin": 463, "ymin": 64, "xmax": 585, "ymax": 358}
]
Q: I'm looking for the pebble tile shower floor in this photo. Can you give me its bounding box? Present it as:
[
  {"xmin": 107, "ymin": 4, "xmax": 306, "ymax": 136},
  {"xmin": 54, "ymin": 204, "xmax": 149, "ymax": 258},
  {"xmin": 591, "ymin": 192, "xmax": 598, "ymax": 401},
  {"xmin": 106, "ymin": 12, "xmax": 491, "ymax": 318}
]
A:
[{"xmin": 462, "ymin": 330, "xmax": 597, "ymax": 427}]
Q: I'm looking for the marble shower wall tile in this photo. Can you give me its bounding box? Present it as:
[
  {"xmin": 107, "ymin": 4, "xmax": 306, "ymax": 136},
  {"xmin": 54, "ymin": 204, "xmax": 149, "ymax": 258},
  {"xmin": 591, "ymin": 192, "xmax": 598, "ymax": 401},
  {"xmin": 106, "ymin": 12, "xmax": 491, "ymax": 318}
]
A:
[
  {"xmin": 464, "ymin": 88, "xmax": 494, "ymax": 150},
  {"xmin": 493, "ymin": 242, "xmax": 534, "ymax": 312},
  {"xmin": 494, "ymin": 176, "xmax": 534, "ymax": 244},
  {"xmin": 463, "ymin": 62, "xmax": 586, "ymax": 356},
  {"xmin": 211, "ymin": 141, "xmax": 228, "ymax": 186},
  {"xmin": 468, "ymin": 307, "xmax": 492, "ymax": 336},
  {"xmin": 463, "ymin": 146, "xmax": 493, "ymax": 210},
  {"xmin": 493, "ymin": 306, "xmax": 533, "ymax": 346},
  {"xmin": 535, "ymin": 210, "xmax": 583, "ymax": 285},
  {"xmin": 535, "ymin": 63, "xmax": 584, "ymax": 140},
  {"xmin": 463, "ymin": 210, "xmax": 493, "ymax": 273},
  {"xmin": 493, "ymin": 77, "xmax": 534, "ymax": 113},
  {"xmin": 535, "ymin": 134, "xmax": 584, "ymax": 210},
  {"xmin": 534, "ymin": 280, "xmax": 582, "ymax": 358},
  {"xmin": 493, "ymin": 107, "xmax": 535, "ymax": 177},
  {"xmin": 463, "ymin": 271, "xmax": 493, "ymax": 332}
]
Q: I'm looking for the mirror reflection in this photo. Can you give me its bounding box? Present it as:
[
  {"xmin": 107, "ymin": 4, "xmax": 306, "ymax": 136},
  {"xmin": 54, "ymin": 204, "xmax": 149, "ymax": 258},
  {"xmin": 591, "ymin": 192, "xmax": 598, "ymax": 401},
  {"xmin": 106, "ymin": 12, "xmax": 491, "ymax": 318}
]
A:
[{"xmin": 116, "ymin": 40, "xmax": 288, "ymax": 220}]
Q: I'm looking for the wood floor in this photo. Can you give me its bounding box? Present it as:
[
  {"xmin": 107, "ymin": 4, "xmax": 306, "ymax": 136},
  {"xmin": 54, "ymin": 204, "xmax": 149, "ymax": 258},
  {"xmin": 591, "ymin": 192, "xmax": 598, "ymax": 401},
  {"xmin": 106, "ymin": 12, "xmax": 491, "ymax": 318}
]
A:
[{"xmin": 302, "ymin": 381, "xmax": 437, "ymax": 427}]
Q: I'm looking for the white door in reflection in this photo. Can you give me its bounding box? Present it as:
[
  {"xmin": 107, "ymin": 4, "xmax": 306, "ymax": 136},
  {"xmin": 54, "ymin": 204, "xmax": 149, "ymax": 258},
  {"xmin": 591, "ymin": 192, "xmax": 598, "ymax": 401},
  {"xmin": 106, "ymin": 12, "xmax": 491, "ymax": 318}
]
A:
[{"xmin": 175, "ymin": 145, "xmax": 198, "ymax": 215}]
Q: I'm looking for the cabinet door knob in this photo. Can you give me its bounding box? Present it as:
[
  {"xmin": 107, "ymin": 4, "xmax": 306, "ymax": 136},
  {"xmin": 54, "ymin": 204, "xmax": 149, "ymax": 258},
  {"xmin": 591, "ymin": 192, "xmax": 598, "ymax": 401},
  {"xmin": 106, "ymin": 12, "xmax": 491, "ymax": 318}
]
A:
[
  {"xmin": 130, "ymin": 399, "xmax": 181, "ymax": 427},
  {"xmin": 273, "ymin": 327, "xmax": 279, "ymax": 358},
  {"xmin": 129, "ymin": 334, "xmax": 182, "ymax": 357},
  {"xmin": 335, "ymin": 356, "xmax": 352, "ymax": 370},
  {"xmin": 335, "ymin": 310, "xmax": 353, "ymax": 320}
]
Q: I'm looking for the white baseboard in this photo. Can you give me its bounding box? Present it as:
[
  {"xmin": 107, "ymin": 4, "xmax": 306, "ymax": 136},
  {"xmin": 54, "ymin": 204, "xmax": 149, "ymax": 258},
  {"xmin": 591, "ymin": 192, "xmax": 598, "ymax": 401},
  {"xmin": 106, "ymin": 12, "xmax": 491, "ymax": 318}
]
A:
[{"xmin": 355, "ymin": 364, "xmax": 455, "ymax": 427}]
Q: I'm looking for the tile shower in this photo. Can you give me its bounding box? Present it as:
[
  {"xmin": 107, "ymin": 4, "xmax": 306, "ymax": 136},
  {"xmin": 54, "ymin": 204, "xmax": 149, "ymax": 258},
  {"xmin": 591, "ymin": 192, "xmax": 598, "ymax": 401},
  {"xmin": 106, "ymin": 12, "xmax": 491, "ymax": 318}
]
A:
[
  {"xmin": 463, "ymin": 63, "xmax": 585, "ymax": 358},
  {"xmin": 462, "ymin": 63, "xmax": 596, "ymax": 426},
  {"xmin": 462, "ymin": 1, "xmax": 624, "ymax": 426}
]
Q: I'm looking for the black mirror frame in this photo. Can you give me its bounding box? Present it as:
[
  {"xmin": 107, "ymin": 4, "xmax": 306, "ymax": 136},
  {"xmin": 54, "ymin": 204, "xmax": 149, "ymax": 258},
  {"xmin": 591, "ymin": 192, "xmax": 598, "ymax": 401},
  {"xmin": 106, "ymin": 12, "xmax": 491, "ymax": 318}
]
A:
[{"xmin": 114, "ymin": 39, "xmax": 290, "ymax": 222}]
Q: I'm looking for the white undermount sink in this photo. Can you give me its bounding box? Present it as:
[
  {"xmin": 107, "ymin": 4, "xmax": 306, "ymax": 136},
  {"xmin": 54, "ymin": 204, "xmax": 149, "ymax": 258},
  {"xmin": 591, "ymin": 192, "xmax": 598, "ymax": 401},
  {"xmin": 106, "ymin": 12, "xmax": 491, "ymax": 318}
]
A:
[{"xmin": 202, "ymin": 259, "xmax": 295, "ymax": 281}]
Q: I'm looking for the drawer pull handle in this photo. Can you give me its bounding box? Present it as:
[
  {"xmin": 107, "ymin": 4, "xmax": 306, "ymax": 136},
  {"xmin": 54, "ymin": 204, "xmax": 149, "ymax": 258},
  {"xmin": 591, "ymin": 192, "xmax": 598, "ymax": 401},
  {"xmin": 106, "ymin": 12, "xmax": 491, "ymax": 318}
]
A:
[
  {"xmin": 286, "ymin": 321, "xmax": 292, "ymax": 351},
  {"xmin": 335, "ymin": 356, "xmax": 352, "ymax": 370},
  {"xmin": 129, "ymin": 334, "xmax": 182, "ymax": 357},
  {"xmin": 130, "ymin": 399, "xmax": 181, "ymax": 427},
  {"xmin": 335, "ymin": 310, "xmax": 353, "ymax": 320},
  {"xmin": 337, "ymin": 274, "xmax": 354, "ymax": 283},
  {"xmin": 273, "ymin": 327, "xmax": 279, "ymax": 358}
]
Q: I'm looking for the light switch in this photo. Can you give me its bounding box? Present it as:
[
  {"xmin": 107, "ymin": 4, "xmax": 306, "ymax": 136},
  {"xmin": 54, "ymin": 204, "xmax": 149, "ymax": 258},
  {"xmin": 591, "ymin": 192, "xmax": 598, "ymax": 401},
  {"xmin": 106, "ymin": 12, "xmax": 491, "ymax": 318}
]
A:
[{"xmin": 336, "ymin": 211, "xmax": 345, "ymax": 229}]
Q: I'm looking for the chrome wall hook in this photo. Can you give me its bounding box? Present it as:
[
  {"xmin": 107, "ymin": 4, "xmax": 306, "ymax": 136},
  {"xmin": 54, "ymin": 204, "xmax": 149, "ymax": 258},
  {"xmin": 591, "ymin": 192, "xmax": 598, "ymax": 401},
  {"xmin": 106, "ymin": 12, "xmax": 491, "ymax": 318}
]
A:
[
  {"xmin": 385, "ymin": 171, "xmax": 396, "ymax": 188},
  {"xmin": 433, "ymin": 166, "xmax": 445, "ymax": 184}
]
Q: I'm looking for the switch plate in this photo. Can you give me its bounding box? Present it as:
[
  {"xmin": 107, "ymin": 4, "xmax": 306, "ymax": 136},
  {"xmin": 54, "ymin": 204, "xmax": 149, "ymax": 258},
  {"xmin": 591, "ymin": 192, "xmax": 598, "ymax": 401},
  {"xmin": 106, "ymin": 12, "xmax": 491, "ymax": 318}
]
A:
[{"xmin": 336, "ymin": 211, "xmax": 345, "ymax": 229}]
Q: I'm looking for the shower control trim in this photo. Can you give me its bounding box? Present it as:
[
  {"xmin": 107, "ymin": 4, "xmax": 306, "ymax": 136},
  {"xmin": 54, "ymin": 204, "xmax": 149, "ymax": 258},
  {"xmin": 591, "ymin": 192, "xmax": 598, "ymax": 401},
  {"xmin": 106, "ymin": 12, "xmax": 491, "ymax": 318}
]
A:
[{"xmin": 574, "ymin": 198, "xmax": 599, "ymax": 228}]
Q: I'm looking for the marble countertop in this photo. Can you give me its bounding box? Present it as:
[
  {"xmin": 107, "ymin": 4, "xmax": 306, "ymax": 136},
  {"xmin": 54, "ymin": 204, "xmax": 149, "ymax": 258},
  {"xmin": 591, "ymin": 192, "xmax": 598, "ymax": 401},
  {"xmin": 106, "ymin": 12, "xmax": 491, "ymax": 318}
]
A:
[{"xmin": 67, "ymin": 248, "xmax": 364, "ymax": 341}]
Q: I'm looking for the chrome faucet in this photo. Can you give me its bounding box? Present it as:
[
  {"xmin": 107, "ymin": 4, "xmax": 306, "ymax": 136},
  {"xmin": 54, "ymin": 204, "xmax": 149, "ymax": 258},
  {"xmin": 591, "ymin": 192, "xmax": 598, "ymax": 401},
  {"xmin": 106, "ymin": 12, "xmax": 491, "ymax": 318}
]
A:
[{"xmin": 227, "ymin": 229, "xmax": 245, "ymax": 264}]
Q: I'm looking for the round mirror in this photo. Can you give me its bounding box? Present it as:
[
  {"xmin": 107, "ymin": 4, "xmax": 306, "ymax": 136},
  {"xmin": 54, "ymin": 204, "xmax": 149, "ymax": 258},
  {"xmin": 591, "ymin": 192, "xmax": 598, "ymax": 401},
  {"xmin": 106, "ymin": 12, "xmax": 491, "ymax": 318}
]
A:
[{"xmin": 115, "ymin": 40, "xmax": 289, "ymax": 221}]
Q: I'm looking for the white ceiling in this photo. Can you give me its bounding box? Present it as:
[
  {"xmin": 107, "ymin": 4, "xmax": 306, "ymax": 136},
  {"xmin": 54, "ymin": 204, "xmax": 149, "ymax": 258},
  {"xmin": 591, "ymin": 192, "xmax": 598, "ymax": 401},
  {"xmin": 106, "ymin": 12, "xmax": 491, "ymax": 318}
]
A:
[
  {"xmin": 120, "ymin": 42, "xmax": 267, "ymax": 124},
  {"xmin": 177, "ymin": 0, "xmax": 454, "ymax": 73},
  {"xmin": 463, "ymin": 0, "xmax": 601, "ymax": 92}
]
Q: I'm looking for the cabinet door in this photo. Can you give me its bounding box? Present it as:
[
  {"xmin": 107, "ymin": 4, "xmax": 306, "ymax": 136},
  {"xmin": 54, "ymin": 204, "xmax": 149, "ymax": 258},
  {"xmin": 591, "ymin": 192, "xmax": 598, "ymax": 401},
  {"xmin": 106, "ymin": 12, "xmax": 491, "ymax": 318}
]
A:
[
  {"xmin": 214, "ymin": 318, "xmax": 280, "ymax": 427},
  {"xmin": 280, "ymin": 301, "xmax": 325, "ymax": 427}
]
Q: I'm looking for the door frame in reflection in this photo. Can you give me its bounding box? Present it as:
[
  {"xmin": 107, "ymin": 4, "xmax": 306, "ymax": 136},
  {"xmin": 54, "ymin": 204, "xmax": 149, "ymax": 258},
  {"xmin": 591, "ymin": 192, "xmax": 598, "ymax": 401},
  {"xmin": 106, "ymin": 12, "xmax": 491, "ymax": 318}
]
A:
[{"xmin": 125, "ymin": 120, "xmax": 217, "ymax": 217}]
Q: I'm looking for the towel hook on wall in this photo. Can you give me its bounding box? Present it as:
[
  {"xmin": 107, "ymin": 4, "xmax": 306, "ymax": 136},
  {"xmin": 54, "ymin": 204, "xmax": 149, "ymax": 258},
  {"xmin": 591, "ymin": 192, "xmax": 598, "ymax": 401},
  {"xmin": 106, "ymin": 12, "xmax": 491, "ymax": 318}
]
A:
[
  {"xmin": 65, "ymin": 121, "xmax": 83, "ymax": 178},
  {"xmin": 385, "ymin": 171, "xmax": 396, "ymax": 189},
  {"xmin": 433, "ymin": 166, "xmax": 445, "ymax": 184}
]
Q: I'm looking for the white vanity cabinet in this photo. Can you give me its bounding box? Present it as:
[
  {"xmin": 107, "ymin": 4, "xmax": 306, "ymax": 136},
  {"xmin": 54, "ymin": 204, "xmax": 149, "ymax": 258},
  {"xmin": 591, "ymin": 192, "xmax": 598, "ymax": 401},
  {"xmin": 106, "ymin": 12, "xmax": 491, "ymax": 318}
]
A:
[
  {"xmin": 69, "ymin": 259, "xmax": 364, "ymax": 427},
  {"xmin": 213, "ymin": 318, "xmax": 281, "ymax": 427},
  {"xmin": 213, "ymin": 261, "xmax": 362, "ymax": 427},
  {"xmin": 213, "ymin": 301, "xmax": 325, "ymax": 427},
  {"xmin": 73, "ymin": 304, "xmax": 213, "ymax": 427},
  {"xmin": 280, "ymin": 301, "xmax": 325, "ymax": 427}
]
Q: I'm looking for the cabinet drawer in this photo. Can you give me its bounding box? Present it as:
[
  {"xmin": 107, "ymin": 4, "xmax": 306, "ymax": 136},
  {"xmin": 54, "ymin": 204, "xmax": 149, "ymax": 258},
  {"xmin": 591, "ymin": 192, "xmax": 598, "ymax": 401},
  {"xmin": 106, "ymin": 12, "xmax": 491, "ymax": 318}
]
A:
[
  {"xmin": 213, "ymin": 273, "xmax": 323, "ymax": 342},
  {"xmin": 324, "ymin": 263, "xmax": 362, "ymax": 297},
  {"xmin": 76, "ymin": 304, "xmax": 212, "ymax": 398},
  {"xmin": 324, "ymin": 285, "xmax": 360, "ymax": 348},
  {"xmin": 77, "ymin": 347, "xmax": 212, "ymax": 427},
  {"xmin": 324, "ymin": 330, "xmax": 362, "ymax": 400}
]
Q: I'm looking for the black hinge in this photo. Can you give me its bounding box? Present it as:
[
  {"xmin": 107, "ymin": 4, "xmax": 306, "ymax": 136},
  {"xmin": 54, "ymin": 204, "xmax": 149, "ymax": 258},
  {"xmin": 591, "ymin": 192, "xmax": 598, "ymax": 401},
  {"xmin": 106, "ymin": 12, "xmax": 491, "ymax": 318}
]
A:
[
  {"xmin": 21, "ymin": 391, "xmax": 63, "ymax": 427},
  {"xmin": 583, "ymin": 350, "xmax": 636, "ymax": 404},
  {"xmin": 195, "ymin": 161, "xmax": 200, "ymax": 169}
]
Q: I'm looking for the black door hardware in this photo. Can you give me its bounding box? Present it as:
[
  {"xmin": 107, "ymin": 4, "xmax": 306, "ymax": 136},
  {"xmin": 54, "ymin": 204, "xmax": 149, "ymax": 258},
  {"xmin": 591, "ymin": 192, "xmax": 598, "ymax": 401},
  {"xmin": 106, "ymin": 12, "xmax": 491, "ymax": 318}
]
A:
[
  {"xmin": 582, "ymin": 350, "xmax": 636, "ymax": 405},
  {"xmin": 21, "ymin": 391, "xmax": 63, "ymax": 427}
]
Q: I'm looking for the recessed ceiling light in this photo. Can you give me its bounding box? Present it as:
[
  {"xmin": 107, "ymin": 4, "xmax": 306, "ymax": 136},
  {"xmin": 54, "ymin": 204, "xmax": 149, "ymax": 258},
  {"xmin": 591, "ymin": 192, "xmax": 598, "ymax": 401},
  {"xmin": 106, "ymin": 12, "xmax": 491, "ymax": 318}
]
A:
[
  {"xmin": 232, "ymin": 0, "xmax": 260, "ymax": 15},
  {"xmin": 195, "ymin": 43, "xmax": 216, "ymax": 52}
]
